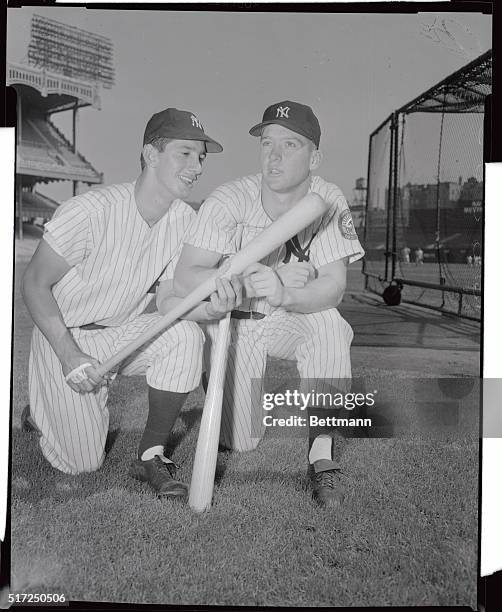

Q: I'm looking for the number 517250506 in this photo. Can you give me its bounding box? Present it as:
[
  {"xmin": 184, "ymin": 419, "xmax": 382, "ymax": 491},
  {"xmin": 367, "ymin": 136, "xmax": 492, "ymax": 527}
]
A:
[{"xmin": 7, "ymin": 593, "xmax": 66, "ymax": 605}]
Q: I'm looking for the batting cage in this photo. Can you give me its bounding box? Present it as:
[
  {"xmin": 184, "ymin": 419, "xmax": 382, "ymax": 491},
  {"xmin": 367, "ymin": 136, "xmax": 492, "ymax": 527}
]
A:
[{"xmin": 363, "ymin": 50, "xmax": 491, "ymax": 321}]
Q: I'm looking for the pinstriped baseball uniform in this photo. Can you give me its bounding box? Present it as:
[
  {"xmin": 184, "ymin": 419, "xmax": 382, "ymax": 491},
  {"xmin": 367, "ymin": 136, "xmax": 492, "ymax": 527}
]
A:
[
  {"xmin": 184, "ymin": 174, "xmax": 364, "ymax": 451},
  {"xmin": 29, "ymin": 182, "xmax": 204, "ymax": 474}
]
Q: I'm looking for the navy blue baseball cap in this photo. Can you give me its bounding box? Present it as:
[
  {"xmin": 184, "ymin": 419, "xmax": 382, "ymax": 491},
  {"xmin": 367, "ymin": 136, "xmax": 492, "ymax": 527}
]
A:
[
  {"xmin": 143, "ymin": 108, "xmax": 223, "ymax": 153},
  {"xmin": 249, "ymin": 100, "xmax": 321, "ymax": 147}
]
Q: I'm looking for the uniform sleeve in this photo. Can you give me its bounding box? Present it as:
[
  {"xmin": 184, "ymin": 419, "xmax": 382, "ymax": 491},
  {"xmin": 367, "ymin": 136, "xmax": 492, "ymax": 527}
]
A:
[
  {"xmin": 183, "ymin": 187, "xmax": 241, "ymax": 255},
  {"xmin": 43, "ymin": 196, "xmax": 93, "ymax": 268},
  {"xmin": 309, "ymin": 187, "xmax": 365, "ymax": 268}
]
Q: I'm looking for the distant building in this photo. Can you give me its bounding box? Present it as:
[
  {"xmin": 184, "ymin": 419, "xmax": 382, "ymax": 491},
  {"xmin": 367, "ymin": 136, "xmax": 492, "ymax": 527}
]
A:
[
  {"xmin": 350, "ymin": 177, "xmax": 366, "ymax": 230},
  {"xmin": 364, "ymin": 175, "xmax": 483, "ymax": 260},
  {"xmin": 401, "ymin": 179, "xmax": 462, "ymax": 212},
  {"xmin": 459, "ymin": 177, "xmax": 483, "ymax": 215}
]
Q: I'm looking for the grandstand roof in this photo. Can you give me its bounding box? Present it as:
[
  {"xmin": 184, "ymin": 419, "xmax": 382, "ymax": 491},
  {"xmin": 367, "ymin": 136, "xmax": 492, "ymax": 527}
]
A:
[
  {"xmin": 398, "ymin": 49, "xmax": 492, "ymax": 114},
  {"xmin": 7, "ymin": 62, "xmax": 101, "ymax": 111}
]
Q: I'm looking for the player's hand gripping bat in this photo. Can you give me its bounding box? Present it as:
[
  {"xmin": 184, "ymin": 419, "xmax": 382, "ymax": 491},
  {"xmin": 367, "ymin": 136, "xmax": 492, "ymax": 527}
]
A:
[{"xmin": 95, "ymin": 192, "xmax": 330, "ymax": 379}]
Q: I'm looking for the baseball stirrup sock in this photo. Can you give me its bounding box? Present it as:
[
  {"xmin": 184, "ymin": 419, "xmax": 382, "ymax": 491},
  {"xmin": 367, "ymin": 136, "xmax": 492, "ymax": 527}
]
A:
[{"xmin": 138, "ymin": 388, "xmax": 188, "ymax": 459}]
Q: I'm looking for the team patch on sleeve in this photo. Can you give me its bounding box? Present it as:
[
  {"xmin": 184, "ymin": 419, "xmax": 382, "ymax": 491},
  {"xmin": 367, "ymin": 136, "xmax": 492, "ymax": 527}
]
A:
[{"xmin": 338, "ymin": 209, "xmax": 358, "ymax": 240}]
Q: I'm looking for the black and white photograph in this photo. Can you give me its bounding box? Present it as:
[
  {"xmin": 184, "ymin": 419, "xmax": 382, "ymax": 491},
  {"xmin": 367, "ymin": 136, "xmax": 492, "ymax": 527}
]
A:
[{"xmin": 2, "ymin": 1, "xmax": 498, "ymax": 608}]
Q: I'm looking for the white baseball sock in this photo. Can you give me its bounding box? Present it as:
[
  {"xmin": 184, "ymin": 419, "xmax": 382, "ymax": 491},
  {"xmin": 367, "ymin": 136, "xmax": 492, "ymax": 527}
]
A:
[{"xmin": 308, "ymin": 434, "xmax": 332, "ymax": 464}]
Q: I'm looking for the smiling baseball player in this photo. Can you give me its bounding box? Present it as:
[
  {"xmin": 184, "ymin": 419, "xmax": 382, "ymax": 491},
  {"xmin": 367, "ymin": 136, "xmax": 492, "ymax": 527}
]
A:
[
  {"xmin": 21, "ymin": 108, "xmax": 240, "ymax": 497},
  {"xmin": 173, "ymin": 101, "xmax": 364, "ymax": 508}
]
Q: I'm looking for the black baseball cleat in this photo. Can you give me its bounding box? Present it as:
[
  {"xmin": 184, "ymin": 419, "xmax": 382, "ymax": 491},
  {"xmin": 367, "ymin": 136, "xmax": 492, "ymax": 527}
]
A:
[
  {"xmin": 308, "ymin": 459, "xmax": 348, "ymax": 509},
  {"xmin": 129, "ymin": 455, "xmax": 188, "ymax": 498},
  {"xmin": 21, "ymin": 405, "xmax": 40, "ymax": 435}
]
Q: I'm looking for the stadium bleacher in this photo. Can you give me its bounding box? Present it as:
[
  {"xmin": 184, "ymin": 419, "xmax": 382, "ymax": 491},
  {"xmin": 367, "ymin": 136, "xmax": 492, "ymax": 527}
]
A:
[
  {"xmin": 18, "ymin": 116, "xmax": 101, "ymax": 181},
  {"xmin": 19, "ymin": 189, "xmax": 59, "ymax": 220}
]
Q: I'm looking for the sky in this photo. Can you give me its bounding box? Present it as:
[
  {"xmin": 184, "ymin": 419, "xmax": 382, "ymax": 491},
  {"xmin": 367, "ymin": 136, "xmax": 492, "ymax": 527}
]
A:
[{"xmin": 6, "ymin": 6, "xmax": 492, "ymax": 203}]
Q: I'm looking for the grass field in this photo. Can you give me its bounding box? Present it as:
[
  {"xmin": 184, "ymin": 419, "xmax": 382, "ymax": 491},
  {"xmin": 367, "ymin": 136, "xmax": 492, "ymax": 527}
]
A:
[{"xmin": 9, "ymin": 254, "xmax": 479, "ymax": 607}]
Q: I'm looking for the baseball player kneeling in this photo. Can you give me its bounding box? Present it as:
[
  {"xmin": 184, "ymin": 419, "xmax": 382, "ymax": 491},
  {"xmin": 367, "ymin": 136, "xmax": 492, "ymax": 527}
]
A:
[
  {"xmin": 173, "ymin": 101, "xmax": 364, "ymax": 508},
  {"xmin": 21, "ymin": 108, "xmax": 239, "ymax": 497}
]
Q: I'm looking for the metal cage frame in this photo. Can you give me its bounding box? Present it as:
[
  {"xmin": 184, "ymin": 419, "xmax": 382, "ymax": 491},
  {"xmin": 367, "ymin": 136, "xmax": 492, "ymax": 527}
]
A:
[{"xmin": 363, "ymin": 50, "xmax": 491, "ymax": 321}]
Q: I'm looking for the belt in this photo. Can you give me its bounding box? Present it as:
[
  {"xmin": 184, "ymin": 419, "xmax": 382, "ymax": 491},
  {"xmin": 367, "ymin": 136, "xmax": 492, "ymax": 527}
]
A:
[
  {"xmin": 79, "ymin": 323, "xmax": 108, "ymax": 330},
  {"xmin": 231, "ymin": 310, "xmax": 266, "ymax": 320},
  {"xmin": 79, "ymin": 311, "xmax": 266, "ymax": 329}
]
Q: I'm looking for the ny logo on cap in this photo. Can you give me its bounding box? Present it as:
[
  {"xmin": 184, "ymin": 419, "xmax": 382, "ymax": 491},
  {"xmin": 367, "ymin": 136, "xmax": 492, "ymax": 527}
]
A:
[
  {"xmin": 191, "ymin": 115, "xmax": 203, "ymax": 130},
  {"xmin": 276, "ymin": 106, "xmax": 290, "ymax": 119}
]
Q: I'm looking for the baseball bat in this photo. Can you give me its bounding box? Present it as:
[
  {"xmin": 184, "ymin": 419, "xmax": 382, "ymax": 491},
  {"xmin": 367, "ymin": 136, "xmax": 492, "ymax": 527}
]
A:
[
  {"xmin": 94, "ymin": 192, "xmax": 330, "ymax": 378},
  {"xmin": 188, "ymin": 312, "xmax": 232, "ymax": 512}
]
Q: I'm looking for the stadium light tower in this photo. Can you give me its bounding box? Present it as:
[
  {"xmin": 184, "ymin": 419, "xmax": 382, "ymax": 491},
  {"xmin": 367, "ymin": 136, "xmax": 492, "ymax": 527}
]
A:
[{"xmin": 28, "ymin": 14, "xmax": 115, "ymax": 88}]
